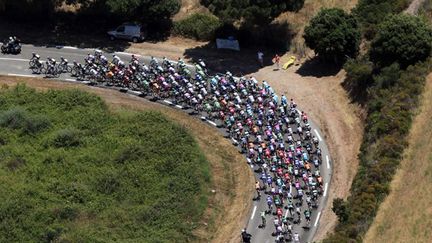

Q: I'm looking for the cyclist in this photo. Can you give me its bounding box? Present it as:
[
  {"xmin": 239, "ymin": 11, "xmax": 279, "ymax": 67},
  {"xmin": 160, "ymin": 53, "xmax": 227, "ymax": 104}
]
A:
[
  {"xmin": 304, "ymin": 208, "xmax": 311, "ymax": 226},
  {"xmin": 260, "ymin": 210, "xmax": 266, "ymax": 227},
  {"xmin": 241, "ymin": 229, "xmax": 252, "ymax": 243}
]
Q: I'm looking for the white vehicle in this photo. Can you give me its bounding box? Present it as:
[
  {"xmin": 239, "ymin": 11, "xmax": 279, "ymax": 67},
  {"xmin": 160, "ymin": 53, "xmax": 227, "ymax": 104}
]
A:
[{"xmin": 107, "ymin": 23, "xmax": 145, "ymax": 43}]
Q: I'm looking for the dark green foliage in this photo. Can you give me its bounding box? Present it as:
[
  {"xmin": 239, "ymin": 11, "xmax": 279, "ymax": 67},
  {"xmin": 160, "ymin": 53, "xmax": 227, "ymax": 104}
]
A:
[
  {"xmin": 303, "ymin": 8, "xmax": 361, "ymax": 63},
  {"xmin": 343, "ymin": 57, "xmax": 373, "ymax": 102},
  {"xmin": 0, "ymin": 84, "xmax": 210, "ymax": 242},
  {"xmin": 0, "ymin": 0, "xmax": 58, "ymax": 19},
  {"xmin": 326, "ymin": 59, "xmax": 432, "ymax": 242},
  {"xmin": 0, "ymin": 0, "xmax": 180, "ymax": 24},
  {"xmin": 353, "ymin": 0, "xmax": 410, "ymax": 39},
  {"xmin": 200, "ymin": 0, "xmax": 304, "ymax": 25},
  {"xmin": 332, "ymin": 198, "xmax": 349, "ymax": 223},
  {"xmin": 325, "ymin": 3, "xmax": 431, "ymax": 240},
  {"xmin": 173, "ymin": 13, "xmax": 222, "ymax": 40},
  {"xmin": 105, "ymin": 0, "xmax": 180, "ymax": 21},
  {"xmin": 369, "ymin": 14, "xmax": 432, "ymax": 68}
]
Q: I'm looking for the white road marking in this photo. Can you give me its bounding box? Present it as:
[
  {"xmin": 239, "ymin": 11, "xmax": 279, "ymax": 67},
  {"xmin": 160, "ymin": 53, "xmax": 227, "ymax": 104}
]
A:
[
  {"xmin": 231, "ymin": 138, "xmax": 238, "ymax": 145},
  {"xmin": 163, "ymin": 100, "xmax": 173, "ymax": 105},
  {"xmin": 250, "ymin": 205, "xmax": 257, "ymax": 220},
  {"xmin": 200, "ymin": 116, "xmax": 206, "ymax": 120},
  {"xmin": 64, "ymin": 78, "xmax": 76, "ymax": 82},
  {"xmin": 326, "ymin": 155, "xmax": 330, "ymax": 169},
  {"xmin": 324, "ymin": 183, "xmax": 328, "ymax": 197},
  {"xmin": 284, "ymin": 208, "xmax": 289, "ymax": 218},
  {"xmin": 62, "ymin": 46, "xmax": 78, "ymax": 50},
  {"xmin": 175, "ymin": 105, "xmax": 183, "ymax": 109},
  {"xmin": 115, "ymin": 51, "xmax": 140, "ymax": 56},
  {"xmin": 0, "ymin": 57, "xmax": 28, "ymax": 62},
  {"xmin": 7, "ymin": 73, "xmax": 37, "ymax": 78},
  {"xmin": 314, "ymin": 212, "xmax": 321, "ymax": 227},
  {"xmin": 128, "ymin": 90, "xmax": 141, "ymax": 95},
  {"xmin": 314, "ymin": 129, "xmax": 322, "ymax": 141},
  {"xmin": 207, "ymin": 120, "xmax": 217, "ymax": 126}
]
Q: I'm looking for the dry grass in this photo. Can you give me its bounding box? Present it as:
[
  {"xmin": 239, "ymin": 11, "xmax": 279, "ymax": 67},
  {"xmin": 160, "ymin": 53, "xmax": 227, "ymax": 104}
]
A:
[
  {"xmin": 173, "ymin": 0, "xmax": 210, "ymax": 21},
  {"xmin": 0, "ymin": 76, "xmax": 255, "ymax": 243},
  {"xmin": 276, "ymin": 0, "xmax": 358, "ymax": 57},
  {"xmin": 364, "ymin": 73, "xmax": 432, "ymax": 243}
]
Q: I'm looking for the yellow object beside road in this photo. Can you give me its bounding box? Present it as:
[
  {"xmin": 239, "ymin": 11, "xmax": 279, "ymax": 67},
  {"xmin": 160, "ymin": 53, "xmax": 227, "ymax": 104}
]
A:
[{"xmin": 283, "ymin": 56, "xmax": 296, "ymax": 69}]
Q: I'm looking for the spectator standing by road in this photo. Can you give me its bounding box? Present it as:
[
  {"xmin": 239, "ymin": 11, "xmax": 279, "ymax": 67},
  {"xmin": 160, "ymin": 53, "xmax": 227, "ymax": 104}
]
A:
[
  {"xmin": 273, "ymin": 54, "xmax": 280, "ymax": 70},
  {"xmin": 257, "ymin": 51, "xmax": 264, "ymax": 67}
]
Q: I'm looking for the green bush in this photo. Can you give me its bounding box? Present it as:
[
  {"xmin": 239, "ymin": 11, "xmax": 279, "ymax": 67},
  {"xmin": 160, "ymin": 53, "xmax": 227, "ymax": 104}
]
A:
[
  {"xmin": 173, "ymin": 13, "xmax": 222, "ymax": 40},
  {"xmin": 369, "ymin": 14, "xmax": 432, "ymax": 68},
  {"xmin": 353, "ymin": 0, "xmax": 410, "ymax": 39},
  {"xmin": 0, "ymin": 107, "xmax": 51, "ymax": 135},
  {"xmin": 51, "ymin": 128, "xmax": 81, "ymax": 148},
  {"xmin": 0, "ymin": 85, "xmax": 210, "ymax": 242}
]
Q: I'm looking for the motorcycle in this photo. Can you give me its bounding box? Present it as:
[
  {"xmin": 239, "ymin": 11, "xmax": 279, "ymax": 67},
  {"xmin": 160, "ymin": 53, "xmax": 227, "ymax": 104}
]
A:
[{"xmin": 1, "ymin": 41, "xmax": 21, "ymax": 54}]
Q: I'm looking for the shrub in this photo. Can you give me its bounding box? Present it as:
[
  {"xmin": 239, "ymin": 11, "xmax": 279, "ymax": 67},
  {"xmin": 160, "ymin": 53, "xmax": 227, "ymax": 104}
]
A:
[
  {"xmin": 343, "ymin": 57, "xmax": 374, "ymax": 101},
  {"xmin": 370, "ymin": 14, "xmax": 432, "ymax": 68},
  {"xmin": 55, "ymin": 205, "xmax": 79, "ymax": 221},
  {"xmin": 0, "ymin": 108, "xmax": 29, "ymax": 130},
  {"xmin": 332, "ymin": 198, "xmax": 349, "ymax": 223},
  {"xmin": 51, "ymin": 128, "xmax": 81, "ymax": 148},
  {"xmin": 173, "ymin": 13, "xmax": 222, "ymax": 40},
  {"xmin": 6, "ymin": 157, "xmax": 26, "ymax": 171},
  {"xmin": 303, "ymin": 8, "xmax": 361, "ymax": 63},
  {"xmin": 0, "ymin": 108, "xmax": 50, "ymax": 134}
]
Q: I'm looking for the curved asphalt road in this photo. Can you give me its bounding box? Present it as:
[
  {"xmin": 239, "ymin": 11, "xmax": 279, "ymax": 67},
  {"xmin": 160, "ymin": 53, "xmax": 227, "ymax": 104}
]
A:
[{"xmin": 0, "ymin": 44, "xmax": 332, "ymax": 243}]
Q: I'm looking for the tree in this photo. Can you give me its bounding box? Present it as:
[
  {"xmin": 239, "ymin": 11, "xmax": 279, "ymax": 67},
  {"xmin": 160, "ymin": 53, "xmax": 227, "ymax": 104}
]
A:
[
  {"xmin": 200, "ymin": 0, "xmax": 304, "ymax": 25},
  {"xmin": 369, "ymin": 14, "xmax": 432, "ymax": 68},
  {"xmin": 303, "ymin": 8, "xmax": 361, "ymax": 63}
]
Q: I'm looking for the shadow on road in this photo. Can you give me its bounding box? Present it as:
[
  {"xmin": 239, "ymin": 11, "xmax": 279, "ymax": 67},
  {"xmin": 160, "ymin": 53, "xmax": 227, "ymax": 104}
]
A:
[
  {"xmin": 0, "ymin": 18, "xmax": 175, "ymax": 53},
  {"xmin": 183, "ymin": 42, "xmax": 277, "ymax": 76},
  {"xmin": 296, "ymin": 57, "xmax": 342, "ymax": 78}
]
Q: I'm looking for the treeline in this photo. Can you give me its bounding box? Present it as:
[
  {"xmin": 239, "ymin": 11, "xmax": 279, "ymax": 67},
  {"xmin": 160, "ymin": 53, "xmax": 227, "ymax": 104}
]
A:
[
  {"xmin": 0, "ymin": 0, "xmax": 180, "ymax": 22},
  {"xmin": 321, "ymin": 1, "xmax": 432, "ymax": 242},
  {"xmin": 173, "ymin": 0, "xmax": 305, "ymax": 48},
  {"xmin": 0, "ymin": 0, "xmax": 181, "ymax": 36}
]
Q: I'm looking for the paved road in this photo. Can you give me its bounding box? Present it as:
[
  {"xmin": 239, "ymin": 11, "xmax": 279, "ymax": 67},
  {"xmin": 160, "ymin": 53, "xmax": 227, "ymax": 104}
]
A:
[{"xmin": 0, "ymin": 44, "xmax": 332, "ymax": 243}]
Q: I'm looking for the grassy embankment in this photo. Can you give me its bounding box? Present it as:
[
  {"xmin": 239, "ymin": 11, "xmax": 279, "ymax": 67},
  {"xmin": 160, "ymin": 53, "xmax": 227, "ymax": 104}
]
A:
[{"xmin": 0, "ymin": 84, "xmax": 210, "ymax": 242}]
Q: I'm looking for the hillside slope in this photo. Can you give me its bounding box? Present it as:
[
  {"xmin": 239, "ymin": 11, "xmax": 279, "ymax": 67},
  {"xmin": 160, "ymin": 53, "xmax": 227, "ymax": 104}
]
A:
[
  {"xmin": 0, "ymin": 76, "xmax": 254, "ymax": 243},
  {"xmin": 364, "ymin": 73, "xmax": 432, "ymax": 243}
]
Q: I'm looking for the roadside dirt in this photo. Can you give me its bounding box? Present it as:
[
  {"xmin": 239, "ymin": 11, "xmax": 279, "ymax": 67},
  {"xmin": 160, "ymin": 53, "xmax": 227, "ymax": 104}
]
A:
[
  {"xmin": 0, "ymin": 76, "xmax": 255, "ymax": 243},
  {"xmin": 251, "ymin": 64, "xmax": 364, "ymax": 240}
]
